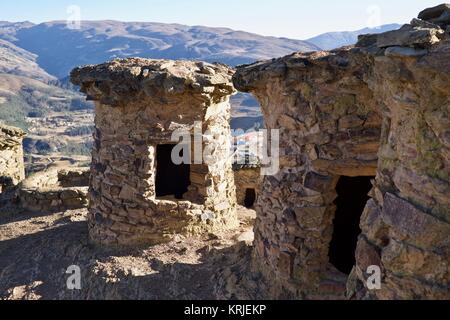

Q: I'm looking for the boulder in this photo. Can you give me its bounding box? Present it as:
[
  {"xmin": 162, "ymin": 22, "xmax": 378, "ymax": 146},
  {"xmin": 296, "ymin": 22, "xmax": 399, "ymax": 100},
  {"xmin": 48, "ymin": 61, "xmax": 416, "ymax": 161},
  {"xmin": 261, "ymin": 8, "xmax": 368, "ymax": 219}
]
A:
[
  {"xmin": 418, "ymin": 4, "xmax": 450, "ymax": 27},
  {"xmin": 377, "ymin": 27, "xmax": 444, "ymax": 48}
]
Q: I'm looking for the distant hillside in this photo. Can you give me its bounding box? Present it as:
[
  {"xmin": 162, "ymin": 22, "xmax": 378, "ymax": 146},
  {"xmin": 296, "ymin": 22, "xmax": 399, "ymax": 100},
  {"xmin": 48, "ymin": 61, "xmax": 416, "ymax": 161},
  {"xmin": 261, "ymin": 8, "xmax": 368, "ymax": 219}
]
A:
[
  {"xmin": 0, "ymin": 73, "xmax": 91, "ymax": 130},
  {"xmin": 0, "ymin": 20, "xmax": 320, "ymax": 79},
  {"xmin": 0, "ymin": 39, "xmax": 55, "ymax": 82},
  {"xmin": 0, "ymin": 19, "xmax": 405, "ymax": 159},
  {"xmin": 307, "ymin": 24, "xmax": 402, "ymax": 50}
]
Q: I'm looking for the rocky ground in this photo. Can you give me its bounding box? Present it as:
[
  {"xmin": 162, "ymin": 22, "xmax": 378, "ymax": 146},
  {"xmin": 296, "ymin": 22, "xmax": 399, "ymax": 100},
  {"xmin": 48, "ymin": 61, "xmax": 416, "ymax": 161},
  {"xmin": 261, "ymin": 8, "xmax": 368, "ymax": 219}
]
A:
[{"xmin": 0, "ymin": 205, "xmax": 256, "ymax": 300}]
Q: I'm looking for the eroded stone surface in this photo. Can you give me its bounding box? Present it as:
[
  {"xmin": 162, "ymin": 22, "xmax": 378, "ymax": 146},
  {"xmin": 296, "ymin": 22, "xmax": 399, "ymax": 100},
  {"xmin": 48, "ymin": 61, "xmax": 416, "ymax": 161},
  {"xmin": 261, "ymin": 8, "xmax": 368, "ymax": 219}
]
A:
[
  {"xmin": 355, "ymin": 15, "xmax": 450, "ymax": 299},
  {"xmin": 418, "ymin": 4, "xmax": 450, "ymax": 27}
]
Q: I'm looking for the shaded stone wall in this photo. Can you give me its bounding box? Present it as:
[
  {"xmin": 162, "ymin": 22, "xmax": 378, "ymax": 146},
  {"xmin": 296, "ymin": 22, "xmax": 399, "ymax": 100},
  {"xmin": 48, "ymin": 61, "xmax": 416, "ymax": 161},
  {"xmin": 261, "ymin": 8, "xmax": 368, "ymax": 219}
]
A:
[
  {"xmin": 233, "ymin": 49, "xmax": 382, "ymax": 298},
  {"xmin": 71, "ymin": 59, "xmax": 238, "ymax": 246},
  {"xmin": 350, "ymin": 13, "xmax": 450, "ymax": 299},
  {"xmin": 232, "ymin": 4, "xmax": 450, "ymax": 300},
  {"xmin": 58, "ymin": 168, "xmax": 90, "ymax": 188},
  {"xmin": 0, "ymin": 125, "xmax": 25, "ymax": 193}
]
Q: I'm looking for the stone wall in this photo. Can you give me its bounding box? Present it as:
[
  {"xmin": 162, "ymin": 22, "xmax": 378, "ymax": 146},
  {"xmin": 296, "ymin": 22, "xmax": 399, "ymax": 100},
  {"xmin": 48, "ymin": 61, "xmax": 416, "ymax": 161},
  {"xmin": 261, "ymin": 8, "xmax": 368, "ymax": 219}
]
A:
[
  {"xmin": 232, "ymin": 4, "xmax": 449, "ymax": 300},
  {"xmin": 71, "ymin": 59, "xmax": 238, "ymax": 246},
  {"xmin": 58, "ymin": 168, "xmax": 90, "ymax": 188},
  {"xmin": 233, "ymin": 48, "xmax": 382, "ymax": 299},
  {"xmin": 18, "ymin": 167, "xmax": 89, "ymax": 212},
  {"xmin": 349, "ymin": 8, "xmax": 450, "ymax": 300},
  {"xmin": 0, "ymin": 125, "xmax": 25, "ymax": 193},
  {"xmin": 233, "ymin": 165, "xmax": 261, "ymax": 207}
]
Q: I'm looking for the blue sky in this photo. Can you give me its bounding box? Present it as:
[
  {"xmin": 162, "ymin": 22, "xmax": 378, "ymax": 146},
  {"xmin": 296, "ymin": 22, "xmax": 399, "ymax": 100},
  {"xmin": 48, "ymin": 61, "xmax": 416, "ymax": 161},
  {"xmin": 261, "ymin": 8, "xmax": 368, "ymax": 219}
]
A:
[{"xmin": 0, "ymin": 0, "xmax": 444, "ymax": 38}]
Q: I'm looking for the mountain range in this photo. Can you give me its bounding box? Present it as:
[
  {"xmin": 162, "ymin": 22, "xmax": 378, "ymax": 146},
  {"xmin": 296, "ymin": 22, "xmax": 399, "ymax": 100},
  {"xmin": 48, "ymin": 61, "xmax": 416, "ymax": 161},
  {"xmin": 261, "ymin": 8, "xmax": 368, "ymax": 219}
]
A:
[
  {"xmin": 0, "ymin": 21, "xmax": 321, "ymax": 79},
  {"xmin": 0, "ymin": 20, "xmax": 401, "ymax": 79},
  {"xmin": 0, "ymin": 20, "xmax": 401, "ymax": 156}
]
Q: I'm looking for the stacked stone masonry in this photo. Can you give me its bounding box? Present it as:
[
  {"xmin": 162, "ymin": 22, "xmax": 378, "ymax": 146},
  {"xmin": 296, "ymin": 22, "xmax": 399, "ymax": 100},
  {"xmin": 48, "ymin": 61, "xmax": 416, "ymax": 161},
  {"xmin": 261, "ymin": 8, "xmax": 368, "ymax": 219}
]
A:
[
  {"xmin": 0, "ymin": 124, "xmax": 25, "ymax": 193},
  {"xmin": 67, "ymin": 4, "xmax": 450, "ymax": 300},
  {"xmin": 233, "ymin": 4, "xmax": 450, "ymax": 300},
  {"xmin": 234, "ymin": 47, "xmax": 382, "ymax": 299},
  {"xmin": 58, "ymin": 168, "xmax": 90, "ymax": 188},
  {"xmin": 18, "ymin": 167, "xmax": 89, "ymax": 212},
  {"xmin": 71, "ymin": 59, "xmax": 238, "ymax": 246},
  {"xmin": 351, "ymin": 6, "xmax": 450, "ymax": 299},
  {"xmin": 233, "ymin": 164, "xmax": 261, "ymax": 208}
]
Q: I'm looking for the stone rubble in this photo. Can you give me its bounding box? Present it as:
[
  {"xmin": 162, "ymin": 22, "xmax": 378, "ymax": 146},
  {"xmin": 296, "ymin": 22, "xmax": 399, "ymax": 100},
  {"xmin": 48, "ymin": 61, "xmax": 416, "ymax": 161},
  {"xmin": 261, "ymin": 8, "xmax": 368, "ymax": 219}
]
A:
[
  {"xmin": 58, "ymin": 167, "xmax": 90, "ymax": 188},
  {"xmin": 230, "ymin": 3, "xmax": 450, "ymax": 300}
]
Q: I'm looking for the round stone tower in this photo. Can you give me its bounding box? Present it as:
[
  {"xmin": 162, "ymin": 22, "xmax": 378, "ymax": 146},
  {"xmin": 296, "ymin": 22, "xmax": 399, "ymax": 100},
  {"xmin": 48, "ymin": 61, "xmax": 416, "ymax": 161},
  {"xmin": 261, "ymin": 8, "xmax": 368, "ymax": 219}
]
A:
[{"xmin": 71, "ymin": 58, "xmax": 238, "ymax": 246}]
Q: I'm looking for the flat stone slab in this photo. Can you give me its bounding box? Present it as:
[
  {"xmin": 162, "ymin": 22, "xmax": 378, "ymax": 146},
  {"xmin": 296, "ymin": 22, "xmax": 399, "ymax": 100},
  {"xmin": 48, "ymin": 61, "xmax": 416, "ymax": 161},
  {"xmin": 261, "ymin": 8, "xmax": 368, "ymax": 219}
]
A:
[
  {"xmin": 70, "ymin": 58, "xmax": 235, "ymax": 106},
  {"xmin": 377, "ymin": 27, "xmax": 443, "ymax": 48},
  {"xmin": 381, "ymin": 193, "xmax": 450, "ymax": 250}
]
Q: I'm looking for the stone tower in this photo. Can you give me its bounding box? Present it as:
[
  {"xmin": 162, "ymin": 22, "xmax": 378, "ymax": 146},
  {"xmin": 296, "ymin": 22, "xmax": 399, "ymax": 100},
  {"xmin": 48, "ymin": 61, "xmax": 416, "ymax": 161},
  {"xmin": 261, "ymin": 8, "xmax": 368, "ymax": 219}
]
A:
[
  {"xmin": 232, "ymin": 3, "xmax": 450, "ymax": 300},
  {"xmin": 71, "ymin": 58, "xmax": 238, "ymax": 246}
]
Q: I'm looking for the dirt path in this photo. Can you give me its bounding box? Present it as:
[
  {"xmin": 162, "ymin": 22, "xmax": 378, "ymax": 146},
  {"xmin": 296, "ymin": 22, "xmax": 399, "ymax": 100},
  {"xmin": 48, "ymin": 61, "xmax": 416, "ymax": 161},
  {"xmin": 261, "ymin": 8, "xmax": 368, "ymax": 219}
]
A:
[{"xmin": 0, "ymin": 206, "xmax": 255, "ymax": 300}]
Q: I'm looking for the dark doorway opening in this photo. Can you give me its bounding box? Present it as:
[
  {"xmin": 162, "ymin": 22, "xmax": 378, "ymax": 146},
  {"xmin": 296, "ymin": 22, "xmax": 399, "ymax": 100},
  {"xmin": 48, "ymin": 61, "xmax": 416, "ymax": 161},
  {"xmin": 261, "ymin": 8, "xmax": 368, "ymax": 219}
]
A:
[
  {"xmin": 155, "ymin": 144, "xmax": 191, "ymax": 200},
  {"xmin": 244, "ymin": 188, "xmax": 256, "ymax": 208},
  {"xmin": 328, "ymin": 176, "xmax": 374, "ymax": 275}
]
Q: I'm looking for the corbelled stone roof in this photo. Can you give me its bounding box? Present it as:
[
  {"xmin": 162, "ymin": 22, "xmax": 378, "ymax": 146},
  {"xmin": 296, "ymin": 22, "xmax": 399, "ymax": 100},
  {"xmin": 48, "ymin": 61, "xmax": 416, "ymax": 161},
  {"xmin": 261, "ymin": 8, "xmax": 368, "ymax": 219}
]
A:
[
  {"xmin": 0, "ymin": 124, "xmax": 25, "ymax": 150},
  {"xmin": 233, "ymin": 48, "xmax": 356, "ymax": 92},
  {"xmin": 70, "ymin": 58, "xmax": 235, "ymax": 106}
]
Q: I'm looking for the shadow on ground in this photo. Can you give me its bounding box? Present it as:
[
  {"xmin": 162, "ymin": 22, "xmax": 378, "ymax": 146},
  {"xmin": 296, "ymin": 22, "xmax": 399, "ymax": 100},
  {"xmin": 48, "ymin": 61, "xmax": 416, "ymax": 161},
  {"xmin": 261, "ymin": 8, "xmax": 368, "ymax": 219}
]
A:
[{"xmin": 0, "ymin": 208, "xmax": 256, "ymax": 300}]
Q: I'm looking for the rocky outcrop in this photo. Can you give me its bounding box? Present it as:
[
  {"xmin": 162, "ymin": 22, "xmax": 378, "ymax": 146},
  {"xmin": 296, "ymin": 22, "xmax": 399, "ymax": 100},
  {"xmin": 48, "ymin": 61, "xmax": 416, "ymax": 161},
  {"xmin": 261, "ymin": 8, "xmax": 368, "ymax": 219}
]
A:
[
  {"xmin": 232, "ymin": 4, "xmax": 449, "ymax": 300},
  {"xmin": 71, "ymin": 59, "xmax": 238, "ymax": 246},
  {"xmin": 0, "ymin": 125, "xmax": 25, "ymax": 193}
]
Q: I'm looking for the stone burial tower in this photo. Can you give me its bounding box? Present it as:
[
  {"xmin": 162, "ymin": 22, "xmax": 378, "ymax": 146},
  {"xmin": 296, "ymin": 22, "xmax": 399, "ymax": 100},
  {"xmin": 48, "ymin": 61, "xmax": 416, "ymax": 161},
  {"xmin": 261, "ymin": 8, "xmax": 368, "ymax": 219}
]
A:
[
  {"xmin": 233, "ymin": 49, "xmax": 383, "ymax": 299},
  {"xmin": 71, "ymin": 58, "xmax": 238, "ymax": 246},
  {"xmin": 0, "ymin": 124, "xmax": 26, "ymax": 193},
  {"xmin": 231, "ymin": 3, "xmax": 450, "ymax": 300}
]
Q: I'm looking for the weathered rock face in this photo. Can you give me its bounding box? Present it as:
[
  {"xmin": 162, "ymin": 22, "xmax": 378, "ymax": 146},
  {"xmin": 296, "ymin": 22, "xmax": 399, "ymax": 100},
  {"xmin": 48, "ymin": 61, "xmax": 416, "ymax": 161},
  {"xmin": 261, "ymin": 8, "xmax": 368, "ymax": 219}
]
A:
[
  {"xmin": 234, "ymin": 48, "xmax": 382, "ymax": 298},
  {"xmin": 71, "ymin": 58, "xmax": 238, "ymax": 246},
  {"xmin": 350, "ymin": 9, "xmax": 450, "ymax": 300},
  {"xmin": 0, "ymin": 125, "xmax": 25, "ymax": 193},
  {"xmin": 232, "ymin": 4, "xmax": 449, "ymax": 300}
]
